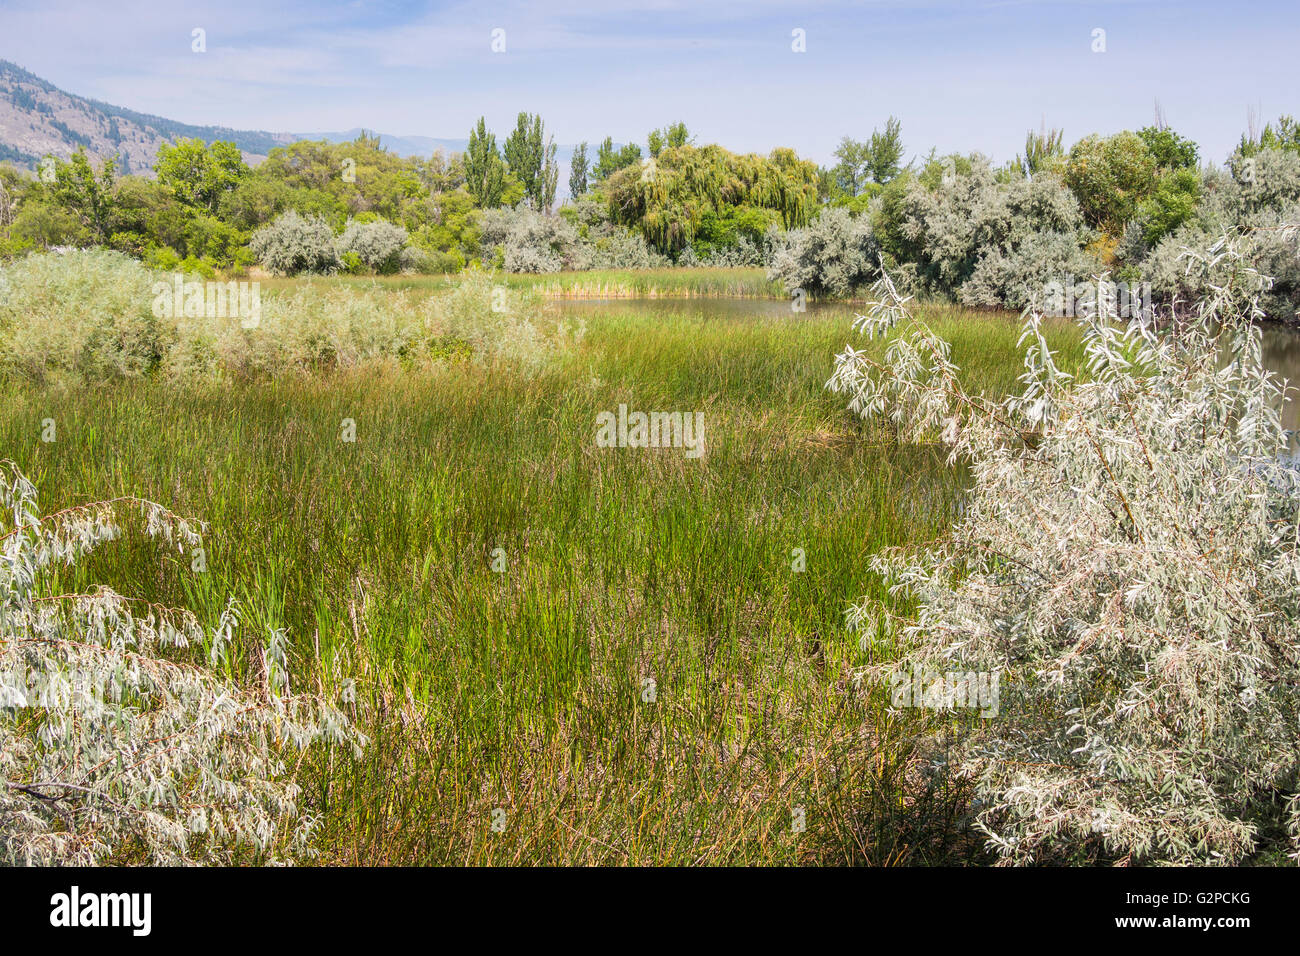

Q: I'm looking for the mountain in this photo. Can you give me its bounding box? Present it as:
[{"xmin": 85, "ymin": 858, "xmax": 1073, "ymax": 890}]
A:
[
  {"xmin": 0, "ymin": 61, "xmax": 588, "ymax": 197},
  {"xmin": 0, "ymin": 59, "xmax": 296, "ymax": 174}
]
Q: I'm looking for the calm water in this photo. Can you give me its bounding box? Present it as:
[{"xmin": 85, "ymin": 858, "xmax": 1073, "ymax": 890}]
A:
[{"xmin": 558, "ymin": 297, "xmax": 1300, "ymax": 442}]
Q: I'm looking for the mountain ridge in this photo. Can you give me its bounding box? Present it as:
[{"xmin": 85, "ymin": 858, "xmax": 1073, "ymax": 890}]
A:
[{"xmin": 0, "ymin": 61, "xmax": 586, "ymax": 188}]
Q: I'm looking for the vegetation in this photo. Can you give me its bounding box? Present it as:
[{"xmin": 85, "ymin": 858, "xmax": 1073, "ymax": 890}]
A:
[
  {"xmin": 834, "ymin": 225, "xmax": 1300, "ymax": 864},
  {"xmin": 2, "ymin": 113, "xmax": 1298, "ymax": 321},
  {"xmin": 4, "ymin": 268, "xmax": 1081, "ymax": 863},
  {"xmin": 0, "ymin": 461, "xmax": 363, "ymax": 864}
]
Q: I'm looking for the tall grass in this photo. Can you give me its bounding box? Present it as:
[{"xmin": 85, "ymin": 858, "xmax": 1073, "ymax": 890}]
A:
[
  {"xmin": 255, "ymin": 267, "xmax": 787, "ymax": 300},
  {"xmin": 0, "ymin": 282, "xmax": 1081, "ymax": 864}
]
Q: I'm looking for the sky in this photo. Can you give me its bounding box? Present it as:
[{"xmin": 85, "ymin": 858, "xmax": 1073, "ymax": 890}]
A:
[{"xmin": 0, "ymin": 0, "xmax": 1295, "ymax": 166}]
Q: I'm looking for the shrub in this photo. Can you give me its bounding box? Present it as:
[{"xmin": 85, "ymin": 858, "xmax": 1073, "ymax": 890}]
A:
[
  {"xmin": 893, "ymin": 158, "xmax": 1094, "ymax": 303},
  {"xmin": 767, "ymin": 207, "xmax": 879, "ymax": 297},
  {"xmin": 832, "ymin": 229, "xmax": 1300, "ymax": 864},
  {"xmin": 249, "ymin": 210, "xmax": 339, "ymax": 276},
  {"xmin": 165, "ymin": 272, "xmax": 577, "ymax": 380},
  {"xmin": 480, "ymin": 207, "xmax": 580, "ymax": 273},
  {"xmin": 0, "ymin": 249, "xmax": 168, "ymax": 382},
  {"xmin": 0, "ymin": 461, "xmax": 363, "ymax": 864},
  {"xmin": 578, "ymin": 227, "xmax": 665, "ymax": 270},
  {"xmin": 335, "ymin": 218, "xmax": 408, "ymax": 274},
  {"xmin": 1137, "ymin": 152, "xmax": 1300, "ymax": 320},
  {"xmin": 1064, "ymin": 131, "xmax": 1158, "ymax": 236},
  {"xmin": 959, "ymin": 229, "xmax": 1100, "ymax": 311}
]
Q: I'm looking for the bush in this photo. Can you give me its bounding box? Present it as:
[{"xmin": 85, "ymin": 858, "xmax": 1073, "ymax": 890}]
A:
[
  {"xmin": 335, "ymin": 218, "xmax": 408, "ymax": 274},
  {"xmin": 480, "ymin": 207, "xmax": 581, "ymax": 273},
  {"xmin": 249, "ymin": 210, "xmax": 339, "ymax": 276},
  {"xmin": 833, "ymin": 230, "xmax": 1300, "ymax": 864},
  {"xmin": 578, "ymin": 227, "xmax": 665, "ymax": 270},
  {"xmin": 1136, "ymin": 152, "xmax": 1300, "ymax": 320},
  {"xmin": 890, "ymin": 158, "xmax": 1093, "ymax": 303},
  {"xmin": 0, "ymin": 249, "xmax": 168, "ymax": 382},
  {"xmin": 959, "ymin": 229, "xmax": 1100, "ymax": 310},
  {"xmin": 767, "ymin": 207, "xmax": 879, "ymax": 297},
  {"xmin": 0, "ymin": 461, "xmax": 363, "ymax": 864}
]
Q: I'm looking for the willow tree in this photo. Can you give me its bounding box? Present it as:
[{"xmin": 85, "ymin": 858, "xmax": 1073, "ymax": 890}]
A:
[{"xmin": 603, "ymin": 143, "xmax": 818, "ymax": 254}]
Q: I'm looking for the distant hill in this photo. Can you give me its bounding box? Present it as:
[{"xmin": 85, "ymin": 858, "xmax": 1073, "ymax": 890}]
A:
[
  {"xmin": 0, "ymin": 61, "xmax": 589, "ymax": 197},
  {"xmin": 0, "ymin": 59, "xmax": 295, "ymax": 174}
]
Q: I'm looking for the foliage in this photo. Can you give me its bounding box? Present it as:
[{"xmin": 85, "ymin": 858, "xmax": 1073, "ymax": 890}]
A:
[
  {"xmin": 1135, "ymin": 150, "xmax": 1300, "ymax": 319},
  {"xmin": 155, "ymin": 138, "xmax": 249, "ymax": 213},
  {"xmin": 884, "ymin": 155, "xmax": 1093, "ymax": 303},
  {"xmin": 1135, "ymin": 167, "xmax": 1202, "ymax": 246},
  {"xmin": 335, "ymin": 218, "xmax": 409, "ymax": 274},
  {"xmin": 832, "ymin": 231, "xmax": 1300, "ymax": 865},
  {"xmin": 767, "ymin": 206, "xmax": 879, "ymax": 297},
  {"xmin": 569, "ymin": 141, "xmax": 589, "ymax": 198},
  {"xmin": 503, "ymin": 112, "xmax": 559, "ymax": 212},
  {"xmin": 465, "ymin": 118, "xmax": 508, "ymax": 210},
  {"xmin": 0, "ymin": 460, "xmax": 363, "ymax": 864},
  {"xmin": 480, "ymin": 206, "xmax": 581, "ymax": 273},
  {"xmin": 0, "ymin": 248, "xmax": 166, "ymax": 382},
  {"xmin": 1137, "ymin": 125, "xmax": 1200, "ymax": 172},
  {"xmin": 1238, "ymin": 115, "xmax": 1300, "ymax": 159},
  {"xmin": 1009, "ymin": 127, "xmax": 1065, "ymax": 179},
  {"xmin": 604, "ymin": 143, "xmax": 818, "ymax": 254},
  {"xmin": 249, "ymin": 210, "xmax": 339, "ymax": 276},
  {"xmin": 1064, "ymin": 132, "xmax": 1158, "ymax": 236},
  {"xmin": 592, "ymin": 137, "xmax": 643, "ymax": 182}
]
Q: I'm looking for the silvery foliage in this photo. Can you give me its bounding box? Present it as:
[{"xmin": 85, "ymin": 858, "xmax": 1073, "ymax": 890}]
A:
[
  {"xmin": 699, "ymin": 236, "xmax": 767, "ymax": 269},
  {"xmin": 576, "ymin": 226, "xmax": 665, "ymax": 270},
  {"xmin": 249, "ymin": 210, "xmax": 340, "ymax": 276},
  {"xmin": 830, "ymin": 230, "xmax": 1300, "ymax": 864},
  {"xmin": 900, "ymin": 157, "xmax": 1096, "ymax": 305},
  {"xmin": 958, "ymin": 229, "xmax": 1101, "ymax": 311},
  {"xmin": 1142, "ymin": 150, "xmax": 1300, "ymax": 320},
  {"xmin": 0, "ymin": 249, "xmax": 165, "ymax": 383},
  {"xmin": 483, "ymin": 205, "xmax": 665, "ymax": 272},
  {"xmin": 767, "ymin": 207, "xmax": 879, "ymax": 297},
  {"xmin": 0, "ymin": 462, "xmax": 365, "ymax": 864},
  {"xmin": 335, "ymin": 218, "xmax": 409, "ymax": 273},
  {"xmin": 480, "ymin": 206, "xmax": 581, "ymax": 273}
]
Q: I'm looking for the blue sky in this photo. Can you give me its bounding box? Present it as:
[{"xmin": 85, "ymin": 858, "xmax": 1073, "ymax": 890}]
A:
[{"xmin": 0, "ymin": 0, "xmax": 1295, "ymax": 166}]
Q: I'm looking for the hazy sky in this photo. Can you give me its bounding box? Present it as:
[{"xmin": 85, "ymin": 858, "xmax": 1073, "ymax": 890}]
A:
[{"xmin": 0, "ymin": 0, "xmax": 1294, "ymax": 165}]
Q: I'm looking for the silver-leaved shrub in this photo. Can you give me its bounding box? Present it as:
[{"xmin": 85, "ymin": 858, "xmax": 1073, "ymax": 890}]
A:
[
  {"xmin": 0, "ymin": 461, "xmax": 365, "ymax": 864},
  {"xmin": 831, "ymin": 228, "xmax": 1300, "ymax": 865},
  {"xmin": 335, "ymin": 218, "xmax": 409, "ymax": 274},
  {"xmin": 249, "ymin": 210, "xmax": 340, "ymax": 276}
]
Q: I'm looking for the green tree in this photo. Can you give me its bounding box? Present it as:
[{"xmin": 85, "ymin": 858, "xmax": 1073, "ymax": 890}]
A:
[
  {"xmin": 49, "ymin": 149, "xmax": 116, "ymax": 242},
  {"xmin": 1238, "ymin": 115, "xmax": 1300, "ymax": 158},
  {"xmin": 569, "ymin": 142, "xmax": 589, "ymax": 198},
  {"xmin": 1137, "ymin": 126, "xmax": 1199, "ymax": 172},
  {"xmin": 1064, "ymin": 131, "xmax": 1158, "ymax": 235},
  {"xmin": 155, "ymin": 138, "xmax": 249, "ymax": 213},
  {"xmin": 1137, "ymin": 167, "xmax": 1201, "ymax": 245},
  {"xmin": 865, "ymin": 116, "xmax": 905, "ymax": 184},
  {"xmin": 831, "ymin": 137, "xmax": 872, "ymax": 197},
  {"xmin": 593, "ymin": 137, "xmax": 642, "ymax": 182},
  {"xmin": 465, "ymin": 118, "xmax": 507, "ymax": 209},
  {"xmin": 1010, "ymin": 126, "xmax": 1065, "ymax": 178}
]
